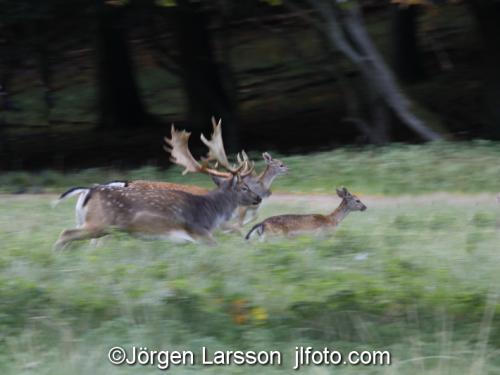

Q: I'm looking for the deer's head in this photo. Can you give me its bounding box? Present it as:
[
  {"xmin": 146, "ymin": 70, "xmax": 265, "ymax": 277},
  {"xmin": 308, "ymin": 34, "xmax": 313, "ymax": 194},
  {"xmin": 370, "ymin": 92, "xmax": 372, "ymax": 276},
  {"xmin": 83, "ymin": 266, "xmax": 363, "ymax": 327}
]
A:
[
  {"xmin": 218, "ymin": 175, "xmax": 261, "ymax": 206},
  {"xmin": 336, "ymin": 187, "xmax": 367, "ymax": 211},
  {"xmin": 262, "ymin": 152, "xmax": 288, "ymax": 177}
]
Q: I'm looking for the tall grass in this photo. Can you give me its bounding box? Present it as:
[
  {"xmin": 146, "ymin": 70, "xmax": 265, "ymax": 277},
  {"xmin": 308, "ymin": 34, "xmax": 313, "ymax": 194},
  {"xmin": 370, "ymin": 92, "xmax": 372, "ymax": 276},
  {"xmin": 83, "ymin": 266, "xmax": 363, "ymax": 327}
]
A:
[
  {"xmin": 2, "ymin": 141, "xmax": 500, "ymax": 195},
  {"xmin": 0, "ymin": 190, "xmax": 499, "ymax": 374}
]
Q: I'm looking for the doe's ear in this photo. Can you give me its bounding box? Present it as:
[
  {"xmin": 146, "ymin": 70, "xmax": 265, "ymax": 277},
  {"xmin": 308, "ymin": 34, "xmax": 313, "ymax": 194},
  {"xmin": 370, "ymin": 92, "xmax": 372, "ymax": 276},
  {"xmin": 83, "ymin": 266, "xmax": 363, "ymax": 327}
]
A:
[
  {"xmin": 336, "ymin": 188, "xmax": 344, "ymax": 198},
  {"xmin": 262, "ymin": 152, "xmax": 272, "ymax": 164}
]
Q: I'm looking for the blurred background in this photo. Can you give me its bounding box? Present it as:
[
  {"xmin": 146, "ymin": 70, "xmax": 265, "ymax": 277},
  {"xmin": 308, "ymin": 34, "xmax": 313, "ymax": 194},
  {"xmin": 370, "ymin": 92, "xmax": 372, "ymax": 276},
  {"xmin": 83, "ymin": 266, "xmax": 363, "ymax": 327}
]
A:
[
  {"xmin": 2, "ymin": 2, "xmax": 500, "ymax": 374},
  {"xmin": 1, "ymin": 0, "xmax": 499, "ymax": 170}
]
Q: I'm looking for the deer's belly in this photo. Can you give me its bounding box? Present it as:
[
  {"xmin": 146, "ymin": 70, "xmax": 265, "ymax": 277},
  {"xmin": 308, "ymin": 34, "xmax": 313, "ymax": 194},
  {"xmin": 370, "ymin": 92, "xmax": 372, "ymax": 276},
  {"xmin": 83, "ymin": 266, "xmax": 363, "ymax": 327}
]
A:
[
  {"xmin": 138, "ymin": 230, "xmax": 196, "ymax": 243},
  {"xmin": 267, "ymin": 215, "xmax": 330, "ymax": 235},
  {"xmin": 115, "ymin": 210, "xmax": 184, "ymax": 233}
]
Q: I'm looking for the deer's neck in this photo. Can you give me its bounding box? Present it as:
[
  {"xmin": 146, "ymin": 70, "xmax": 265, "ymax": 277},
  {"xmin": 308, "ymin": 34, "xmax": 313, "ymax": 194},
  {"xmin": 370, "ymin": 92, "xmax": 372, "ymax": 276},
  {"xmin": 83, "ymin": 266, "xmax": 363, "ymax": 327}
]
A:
[
  {"xmin": 258, "ymin": 166, "xmax": 277, "ymax": 190},
  {"xmin": 203, "ymin": 189, "xmax": 239, "ymax": 222},
  {"xmin": 327, "ymin": 200, "xmax": 351, "ymax": 225}
]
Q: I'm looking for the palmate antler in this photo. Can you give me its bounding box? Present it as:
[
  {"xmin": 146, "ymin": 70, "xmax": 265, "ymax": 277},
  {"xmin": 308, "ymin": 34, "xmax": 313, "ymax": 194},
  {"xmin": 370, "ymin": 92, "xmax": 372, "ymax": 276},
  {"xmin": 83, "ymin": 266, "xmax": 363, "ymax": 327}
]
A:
[
  {"xmin": 200, "ymin": 117, "xmax": 255, "ymax": 177},
  {"xmin": 200, "ymin": 117, "xmax": 233, "ymax": 172},
  {"xmin": 163, "ymin": 120, "xmax": 254, "ymax": 178},
  {"xmin": 164, "ymin": 125, "xmax": 232, "ymax": 177}
]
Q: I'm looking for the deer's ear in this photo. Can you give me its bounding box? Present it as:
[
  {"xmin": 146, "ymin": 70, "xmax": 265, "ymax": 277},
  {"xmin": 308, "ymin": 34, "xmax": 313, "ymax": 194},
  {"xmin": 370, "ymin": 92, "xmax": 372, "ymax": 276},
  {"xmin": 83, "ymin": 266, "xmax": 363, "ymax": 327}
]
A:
[
  {"xmin": 336, "ymin": 188, "xmax": 344, "ymax": 198},
  {"xmin": 232, "ymin": 175, "xmax": 239, "ymax": 188},
  {"xmin": 211, "ymin": 175, "xmax": 227, "ymax": 187},
  {"xmin": 262, "ymin": 152, "xmax": 272, "ymax": 164},
  {"xmin": 342, "ymin": 187, "xmax": 351, "ymax": 196}
]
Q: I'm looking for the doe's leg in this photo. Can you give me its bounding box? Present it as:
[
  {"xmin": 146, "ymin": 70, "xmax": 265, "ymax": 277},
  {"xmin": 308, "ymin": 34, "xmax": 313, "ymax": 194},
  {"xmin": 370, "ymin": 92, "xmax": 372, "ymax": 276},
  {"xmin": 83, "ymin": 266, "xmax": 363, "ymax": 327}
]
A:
[
  {"xmin": 239, "ymin": 206, "xmax": 259, "ymax": 226},
  {"xmin": 238, "ymin": 207, "xmax": 247, "ymax": 226},
  {"xmin": 246, "ymin": 207, "xmax": 259, "ymax": 224}
]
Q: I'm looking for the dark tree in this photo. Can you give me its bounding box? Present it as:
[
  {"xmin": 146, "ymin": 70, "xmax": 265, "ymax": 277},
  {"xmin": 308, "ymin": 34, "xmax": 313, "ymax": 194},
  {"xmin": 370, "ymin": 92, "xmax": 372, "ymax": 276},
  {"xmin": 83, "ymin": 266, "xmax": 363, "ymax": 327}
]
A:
[
  {"xmin": 468, "ymin": 0, "xmax": 500, "ymax": 138},
  {"xmin": 96, "ymin": 1, "xmax": 147, "ymax": 129},
  {"xmin": 289, "ymin": 0, "xmax": 442, "ymax": 142},
  {"xmin": 173, "ymin": 0, "xmax": 239, "ymax": 151},
  {"xmin": 392, "ymin": 4, "xmax": 423, "ymax": 83}
]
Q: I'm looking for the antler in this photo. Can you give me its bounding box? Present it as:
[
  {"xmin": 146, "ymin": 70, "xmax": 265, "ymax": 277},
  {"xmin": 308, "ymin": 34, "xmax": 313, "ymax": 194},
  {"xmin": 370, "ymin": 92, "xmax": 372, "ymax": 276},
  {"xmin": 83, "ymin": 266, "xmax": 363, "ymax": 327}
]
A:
[
  {"xmin": 200, "ymin": 117, "xmax": 240, "ymax": 173},
  {"xmin": 164, "ymin": 124, "xmax": 232, "ymax": 177},
  {"xmin": 164, "ymin": 120, "xmax": 255, "ymax": 178},
  {"xmin": 237, "ymin": 150, "xmax": 255, "ymax": 177}
]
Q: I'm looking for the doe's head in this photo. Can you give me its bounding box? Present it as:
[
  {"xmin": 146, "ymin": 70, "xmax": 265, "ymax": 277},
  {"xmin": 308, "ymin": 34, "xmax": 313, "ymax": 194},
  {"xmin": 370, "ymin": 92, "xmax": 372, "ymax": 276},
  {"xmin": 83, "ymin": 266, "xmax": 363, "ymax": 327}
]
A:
[
  {"xmin": 262, "ymin": 152, "xmax": 288, "ymax": 176},
  {"xmin": 336, "ymin": 187, "xmax": 367, "ymax": 212}
]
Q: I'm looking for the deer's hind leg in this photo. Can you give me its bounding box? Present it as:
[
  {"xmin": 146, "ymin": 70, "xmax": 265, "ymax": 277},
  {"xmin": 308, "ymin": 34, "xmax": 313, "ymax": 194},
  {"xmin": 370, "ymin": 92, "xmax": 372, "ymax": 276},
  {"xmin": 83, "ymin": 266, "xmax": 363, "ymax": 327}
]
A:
[{"xmin": 54, "ymin": 226, "xmax": 107, "ymax": 251}]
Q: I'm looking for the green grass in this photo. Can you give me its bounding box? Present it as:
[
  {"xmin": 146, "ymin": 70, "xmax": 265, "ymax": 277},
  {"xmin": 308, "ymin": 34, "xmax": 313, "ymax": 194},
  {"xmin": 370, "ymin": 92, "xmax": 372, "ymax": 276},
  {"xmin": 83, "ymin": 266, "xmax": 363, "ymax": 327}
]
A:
[
  {"xmin": 2, "ymin": 141, "xmax": 500, "ymax": 195},
  {"xmin": 0, "ymin": 188, "xmax": 500, "ymax": 374}
]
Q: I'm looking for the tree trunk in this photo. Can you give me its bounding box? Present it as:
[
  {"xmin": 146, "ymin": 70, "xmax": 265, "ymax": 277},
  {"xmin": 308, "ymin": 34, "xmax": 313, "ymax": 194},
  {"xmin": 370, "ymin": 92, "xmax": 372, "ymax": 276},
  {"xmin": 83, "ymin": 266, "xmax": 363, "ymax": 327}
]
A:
[
  {"xmin": 392, "ymin": 4, "xmax": 423, "ymax": 83},
  {"xmin": 96, "ymin": 1, "xmax": 147, "ymax": 129},
  {"xmin": 305, "ymin": 0, "xmax": 442, "ymax": 141},
  {"xmin": 0, "ymin": 36, "xmax": 17, "ymax": 164},
  {"xmin": 468, "ymin": 0, "xmax": 500, "ymax": 138},
  {"xmin": 37, "ymin": 36, "xmax": 54, "ymax": 124},
  {"xmin": 173, "ymin": 0, "xmax": 239, "ymax": 152},
  {"xmin": 0, "ymin": 38, "xmax": 17, "ymax": 112},
  {"xmin": 368, "ymin": 85, "xmax": 390, "ymax": 144}
]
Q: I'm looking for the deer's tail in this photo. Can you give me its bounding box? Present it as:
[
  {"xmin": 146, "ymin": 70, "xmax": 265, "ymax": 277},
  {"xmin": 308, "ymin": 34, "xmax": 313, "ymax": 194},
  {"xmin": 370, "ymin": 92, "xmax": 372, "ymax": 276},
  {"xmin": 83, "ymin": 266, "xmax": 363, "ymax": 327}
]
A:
[
  {"xmin": 54, "ymin": 181, "xmax": 128, "ymax": 225},
  {"xmin": 52, "ymin": 186, "xmax": 94, "ymax": 227},
  {"xmin": 245, "ymin": 222, "xmax": 265, "ymax": 240},
  {"xmin": 52, "ymin": 187, "xmax": 90, "ymax": 208}
]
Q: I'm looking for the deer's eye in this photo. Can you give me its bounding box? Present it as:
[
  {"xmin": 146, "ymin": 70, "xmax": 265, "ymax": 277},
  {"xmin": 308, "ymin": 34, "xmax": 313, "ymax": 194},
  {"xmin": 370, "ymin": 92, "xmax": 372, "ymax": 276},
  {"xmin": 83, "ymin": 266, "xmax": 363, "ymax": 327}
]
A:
[{"xmin": 280, "ymin": 164, "xmax": 284, "ymax": 167}]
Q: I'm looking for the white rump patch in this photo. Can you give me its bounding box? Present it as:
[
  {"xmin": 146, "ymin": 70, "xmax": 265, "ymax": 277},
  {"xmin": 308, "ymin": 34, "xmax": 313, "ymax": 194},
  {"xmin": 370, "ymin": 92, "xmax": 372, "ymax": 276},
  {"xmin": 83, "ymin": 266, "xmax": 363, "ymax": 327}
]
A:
[
  {"xmin": 106, "ymin": 182, "xmax": 128, "ymax": 188},
  {"xmin": 75, "ymin": 190, "xmax": 90, "ymax": 227}
]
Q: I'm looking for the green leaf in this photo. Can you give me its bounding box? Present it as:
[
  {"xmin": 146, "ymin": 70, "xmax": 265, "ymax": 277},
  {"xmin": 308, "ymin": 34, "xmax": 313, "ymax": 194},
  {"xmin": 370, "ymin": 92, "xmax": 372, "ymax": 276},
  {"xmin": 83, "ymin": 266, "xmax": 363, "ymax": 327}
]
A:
[
  {"xmin": 156, "ymin": 0, "xmax": 176, "ymax": 7},
  {"xmin": 261, "ymin": 0, "xmax": 282, "ymax": 6}
]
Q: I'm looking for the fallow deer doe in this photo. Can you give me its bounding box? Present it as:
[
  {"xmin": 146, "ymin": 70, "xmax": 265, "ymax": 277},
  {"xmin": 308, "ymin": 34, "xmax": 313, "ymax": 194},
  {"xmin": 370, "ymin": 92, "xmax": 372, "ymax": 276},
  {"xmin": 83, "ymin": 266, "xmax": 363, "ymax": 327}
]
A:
[
  {"xmin": 245, "ymin": 187, "xmax": 366, "ymax": 240},
  {"xmin": 57, "ymin": 118, "xmax": 288, "ymax": 228},
  {"xmin": 212, "ymin": 151, "xmax": 288, "ymax": 225},
  {"xmin": 54, "ymin": 126, "xmax": 260, "ymax": 250}
]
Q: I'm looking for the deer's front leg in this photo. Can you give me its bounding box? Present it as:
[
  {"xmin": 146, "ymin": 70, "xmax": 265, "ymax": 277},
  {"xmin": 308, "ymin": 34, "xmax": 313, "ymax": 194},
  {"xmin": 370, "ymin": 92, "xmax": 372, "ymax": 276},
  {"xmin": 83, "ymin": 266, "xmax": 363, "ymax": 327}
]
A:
[
  {"xmin": 238, "ymin": 207, "xmax": 248, "ymax": 226},
  {"xmin": 247, "ymin": 207, "xmax": 259, "ymax": 224},
  {"xmin": 240, "ymin": 206, "xmax": 259, "ymax": 225}
]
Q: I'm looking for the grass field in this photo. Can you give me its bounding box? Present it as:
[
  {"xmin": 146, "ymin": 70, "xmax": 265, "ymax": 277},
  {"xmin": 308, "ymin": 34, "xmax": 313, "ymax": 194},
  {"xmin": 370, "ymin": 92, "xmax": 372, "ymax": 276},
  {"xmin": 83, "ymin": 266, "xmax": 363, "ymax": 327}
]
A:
[{"xmin": 1, "ymin": 145, "xmax": 500, "ymax": 374}]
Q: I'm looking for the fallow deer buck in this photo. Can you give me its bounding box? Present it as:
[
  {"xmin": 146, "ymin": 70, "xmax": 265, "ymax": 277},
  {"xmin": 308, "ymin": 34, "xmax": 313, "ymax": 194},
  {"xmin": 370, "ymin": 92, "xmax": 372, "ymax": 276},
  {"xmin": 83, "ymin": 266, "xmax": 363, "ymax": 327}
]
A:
[
  {"xmin": 54, "ymin": 126, "xmax": 260, "ymax": 250},
  {"xmin": 56, "ymin": 118, "xmax": 288, "ymax": 228},
  {"xmin": 245, "ymin": 187, "xmax": 367, "ymax": 240}
]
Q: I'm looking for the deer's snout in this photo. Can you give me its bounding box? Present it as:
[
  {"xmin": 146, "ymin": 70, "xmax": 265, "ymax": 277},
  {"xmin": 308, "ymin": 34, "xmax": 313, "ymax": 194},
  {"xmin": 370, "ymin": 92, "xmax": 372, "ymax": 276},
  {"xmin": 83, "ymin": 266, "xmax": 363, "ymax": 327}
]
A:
[{"xmin": 360, "ymin": 204, "xmax": 367, "ymax": 211}]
